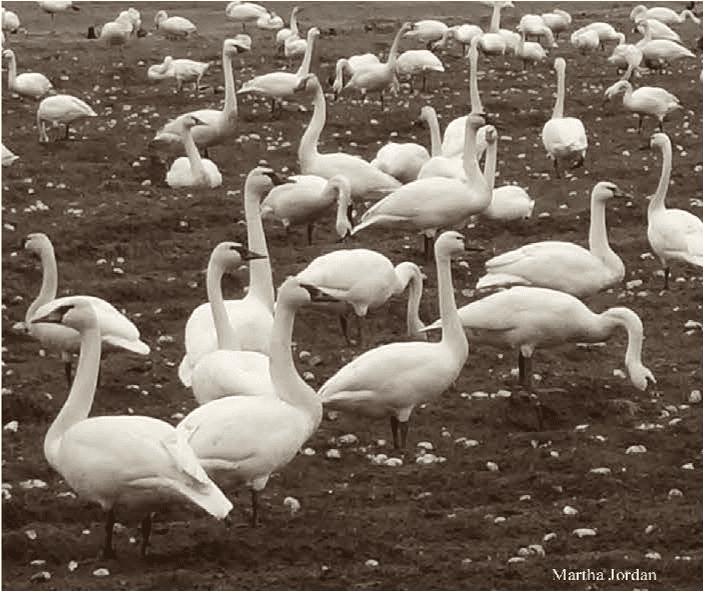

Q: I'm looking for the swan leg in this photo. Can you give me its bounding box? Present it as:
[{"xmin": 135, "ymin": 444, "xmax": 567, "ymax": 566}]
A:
[
  {"xmin": 250, "ymin": 490, "xmax": 259, "ymax": 527},
  {"xmin": 663, "ymin": 266, "xmax": 671, "ymax": 290},
  {"xmin": 552, "ymin": 157, "xmax": 561, "ymax": 179},
  {"xmin": 306, "ymin": 223, "xmax": 314, "ymax": 246},
  {"xmin": 518, "ymin": 351, "xmax": 533, "ymax": 388},
  {"xmin": 102, "ymin": 508, "xmax": 117, "ymax": 559},
  {"xmin": 61, "ymin": 351, "xmax": 73, "ymax": 386},
  {"xmin": 423, "ymin": 234, "xmax": 434, "ymax": 262},
  {"xmin": 390, "ymin": 415, "xmax": 401, "ymax": 448},
  {"xmin": 140, "ymin": 513, "xmax": 153, "ymax": 557}
]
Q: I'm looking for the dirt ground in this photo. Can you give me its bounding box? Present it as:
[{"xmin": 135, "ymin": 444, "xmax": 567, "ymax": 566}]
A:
[{"xmin": 2, "ymin": 1, "xmax": 702, "ymax": 589}]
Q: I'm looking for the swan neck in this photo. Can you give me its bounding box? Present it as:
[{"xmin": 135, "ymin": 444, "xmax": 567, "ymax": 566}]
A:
[
  {"xmin": 183, "ymin": 126, "xmax": 208, "ymax": 183},
  {"xmin": 395, "ymin": 263, "xmax": 425, "ymax": 337},
  {"xmin": 462, "ymin": 120, "xmax": 484, "ymax": 185},
  {"xmin": 206, "ymin": 257, "xmax": 236, "ymax": 350},
  {"xmin": 221, "ymin": 45, "xmax": 237, "ymax": 120},
  {"xmin": 296, "ymin": 32, "xmax": 316, "ymax": 77},
  {"xmin": 244, "ymin": 182, "xmax": 274, "ymax": 311},
  {"xmin": 489, "ymin": 4, "xmax": 502, "ymax": 32},
  {"xmin": 425, "ymin": 108, "xmax": 442, "ymax": 157},
  {"xmin": 469, "ymin": 45, "xmax": 483, "ymax": 114},
  {"xmin": 44, "ymin": 324, "xmax": 101, "ymax": 467},
  {"xmin": 6, "ymin": 52, "xmax": 16, "ymax": 85},
  {"xmin": 483, "ymin": 136, "xmax": 497, "ymax": 190},
  {"xmin": 600, "ymin": 307, "xmax": 645, "ymax": 377},
  {"xmin": 436, "ymin": 253, "xmax": 466, "ymax": 354},
  {"xmin": 649, "ymin": 142, "xmax": 672, "ymax": 214},
  {"xmin": 333, "ymin": 182, "xmax": 352, "ymax": 236},
  {"xmin": 553, "ymin": 64, "xmax": 566, "ymax": 119},
  {"xmin": 588, "ymin": 194, "xmax": 614, "ymax": 261},
  {"xmin": 387, "ymin": 25, "xmax": 405, "ymax": 66},
  {"xmin": 27, "ymin": 243, "xmax": 59, "ymax": 324},
  {"xmin": 298, "ymin": 84, "xmax": 324, "ymax": 168}
]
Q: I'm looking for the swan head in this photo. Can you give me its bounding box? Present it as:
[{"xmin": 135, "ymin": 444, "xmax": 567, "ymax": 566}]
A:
[
  {"xmin": 629, "ymin": 5, "xmax": 647, "ymax": 21},
  {"xmin": 483, "ymin": 125, "xmax": 497, "ymax": 144},
  {"xmin": 2, "ymin": 48, "xmax": 14, "ymax": 60},
  {"xmin": 434, "ymin": 230, "xmax": 465, "ymax": 260},
  {"xmin": 279, "ymin": 276, "xmax": 337, "ymax": 307},
  {"xmin": 650, "ymin": 132, "xmax": 670, "ymax": 153},
  {"xmin": 153, "ymin": 10, "xmax": 167, "ymax": 26},
  {"xmin": 245, "ymin": 166, "xmax": 289, "ymax": 198},
  {"xmin": 30, "ymin": 297, "xmax": 97, "ymax": 331},
  {"xmin": 628, "ymin": 362, "xmax": 656, "ymax": 391},
  {"xmin": 591, "ymin": 181, "xmax": 627, "ymax": 203},
  {"xmin": 24, "ymin": 232, "xmax": 53, "ymax": 256},
  {"xmin": 225, "ymin": 34, "xmax": 252, "ymax": 54},
  {"xmin": 212, "ymin": 241, "xmax": 267, "ymax": 273},
  {"xmin": 604, "ymin": 79, "xmax": 629, "ymax": 100},
  {"xmin": 293, "ymin": 73, "xmax": 320, "ymax": 95},
  {"xmin": 307, "ymin": 26, "xmax": 320, "ymax": 41},
  {"xmin": 553, "ymin": 56, "xmax": 566, "ymax": 73}
]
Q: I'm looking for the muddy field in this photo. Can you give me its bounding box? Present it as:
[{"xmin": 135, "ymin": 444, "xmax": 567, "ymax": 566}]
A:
[{"xmin": 2, "ymin": 1, "xmax": 703, "ymax": 589}]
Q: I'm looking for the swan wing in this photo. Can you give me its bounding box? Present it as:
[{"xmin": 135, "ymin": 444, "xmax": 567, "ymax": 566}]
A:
[{"xmin": 649, "ymin": 209, "xmax": 703, "ymax": 264}]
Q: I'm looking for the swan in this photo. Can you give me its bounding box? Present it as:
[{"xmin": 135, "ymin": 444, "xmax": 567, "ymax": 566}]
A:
[
  {"xmin": 476, "ymin": 182, "xmax": 626, "ymax": 297},
  {"xmin": 178, "ymin": 168, "xmax": 279, "ymax": 387},
  {"xmin": 318, "ymin": 231, "xmax": 468, "ymax": 449},
  {"xmin": 153, "ymin": 10, "xmax": 197, "ymax": 39},
  {"xmin": 417, "ymin": 105, "xmax": 466, "ymax": 181},
  {"xmin": 152, "ymin": 36, "xmax": 250, "ymax": 155},
  {"xmin": 477, "ymin": 0, "xmax": 514, "ymax": 56},
  {"xmin": 370, "ymin": 136, "xmax": 430, "ymax": 185},
  {"xmin": 2, "ymin": 8, "xmax": 20, "ymax": 33},
  {"xmin": 295, "ymin": 248, "xmax": 425, "ymax": 346},
  {"xmin": 37, "ymin": 0, "xmax": 79, "ymax": 30},
  {"xmin": 437, "ymin": 23, "xmax": 483, "ymax": 57},
  {"xmin": 189, "ymin": 242, "xmax": 274, "ymax": 405},
  {"xmin": 630, "ymin": 5, "xmax": 701, "ymax": 25},
  {"xmin": 608, "ymin": 41, "xmax": 644, "ymax": 74},
  {"xmin": 331, "ymin": 53, "xmax": 381, "ymax": 98},
  {"xmin": 635, "ymin": 19, "xmax": 696, "ymax": 68},
  {"xmin": 177, "ymin": 277, "xmax": 326, "ymax": 527},
  {"xmin": 261, "ymin": 174, "xmax": 352, "ymax": 244},
  {"xmin": 647, "ymin": 133, "xmax": 703, "ymax": 290},
  {"xmin": 352, "ymin": 114, "xmax": 491, "ymax": 259},
  {"xmin": 403, "ymin": 19, "xmax": 449, "ymax": 50},
  {"xmin": 2, "ymin": 143, "xmax": 18, "ymax": 166},
  {"xmin": 517, "ymin": 14, "xmax": 557, "ymax": 47},
  {"xmin": 341, "ymin": 22, "xmax": 412, "ymax": 108},
  {"xmin": 395, "ymin": 49, "xmax": 445, "ymax": 92},
  {"xmin": 256, "ymin": 10, "xmax": 283, "ymax": 32},
  {"xmin": 481, "ymin": 126, "xmax": 534, "ymax": 221},
  {"xmin": 238, "ymin": 27, "xmax": 320, "ymax": 114},
  {"xmin": 294, "ymin": 74, "xmax": 401, "ymax": 201},
  {"xmin": 96, "ymin": 17, "xmax": 135, "ymax": 62},
  {"xmin": 541, "ymin": 57, "xmax": 588, "ymax": 178},
  {"xmin": 36, "ymin": 94, "xmax": 97, "ymax": 143},
  {"xmin": 635, "ymin": 18, "xmax": 682, "ymax": 43},
  {"xmin": 570, "ymin": 29, "xmax": 601, "ymax": 53},
  {"xmin": 2, "ymin": 49, "xmax": 53, "ymax": 99},
  {"xmin": 226, "ymin": 0, "xmax": 269, "ymax": 31},
  {"xmin": 439, "ymin": 37, "xmax": 488, "ymax": 162},
  {"xmin": 148, "ymin": 57, "xmax": 210, "ymax": 94},
  {"xmin": 571, "ymin": 23, "xmax": 625, "ymax": 50},
  {"xmin": 423, "ymin": 286, "xmax": 655, "ymax": 391},
  {"xmin": 514, "ymin": 30, "xmax": 548, "ymax": 68},
  {"xmin": 164, "ymin": 115, "xmax": 223, "ymax": 189},
  {"xmin": 604, "ymin": 79, "xmax": 681, "ymax": 134},
  {"xmin": 275, "ymin": 7, "xmax": 301, "ymax": 53},
  {"xmin": 24, "ymin": 233, "xmax": 150, "ymax": 386},
  {"xmin": 30, "ymin": 297, "xmax": 232, "ymax": 558},
  {"xmin": 541, "ymin": 9, "xmax": 572, "ymax": 39}
]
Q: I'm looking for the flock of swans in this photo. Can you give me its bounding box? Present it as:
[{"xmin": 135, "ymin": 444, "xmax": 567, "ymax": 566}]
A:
[{"xmin": 6, "ymin": 0, "xmax": 703, "ymax": 559}]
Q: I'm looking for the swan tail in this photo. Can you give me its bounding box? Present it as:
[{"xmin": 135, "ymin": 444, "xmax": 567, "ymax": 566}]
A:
[
  {"xmin": 102, "ymin": 335, "xmax": 151, "ymax": 356},
  {"xmin": 178, "ymin": 355, "xmax": 194, "ymax": 387}
]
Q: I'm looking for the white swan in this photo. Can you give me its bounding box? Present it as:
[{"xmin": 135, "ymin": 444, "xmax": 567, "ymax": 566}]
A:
[
  {"xmin": 476, "ymin": 182, "xmax": 626, "ymax": 297},
  {"xmin": 261, "ymin": 174, "xmax": 352, "ymax": 244},
  {"xmin": 635, "ymin": 19, "xmax": 696, "ymax": 68},
  {"xmin": 36, "ymin": 94, "xmax": 97, "ymax": 143},
  {"xmin": 370, "ymin": 136, "xmax": 430, "ymax": 185},
  {"xmin": 152, "ymin": 37, "xmax": 250, "ymax": 155},
  {"xmin": 153, "ymin": 10, "xmax": 197, "ymax": 39},
  {"xmin": 294, "ymin": 74, "xmax": 401, "ymax": 201},
  {"xmin": 604, "ymin": 79, "xmax": 681, "ymax": 134},
  {"xmin": 417, "ymin": 105, "xmax": 466, "ymax": 181},
  {"xmin": 517, "ymin": 14, "xmax": 557, "ymax": 47},
  {"xmin": 256, "ymin": 10, "xmax": 282, "ymax": 32},
  {"xmin": 423, "ymin": 286, "xmax": 655, "ymax": 391},
  {"xmin": 570, "ymin": 28, "xmax": 601, "ymax": 53},
  {"xmin": 514, "ymin": 30, "xmax": 548, "ymax": 68},
  {"xmin": 541, "ymin": 9, "xmax": 572, "ymax": 39},
  {"xmin": 24, "ymin": 233, "xmax": 150, "ymax": 386},
  {"xmin": 437, "ymin": 23, "xmax": 483, "ymax": 57},
  {"xmin": 275, "ymin": 7, "xmax": 301, "ymax": 52},
  {"xmin": 342, "ymin": 22, "xmax": 412, "ymax": 108},
  {"xmin": 403, "ymin": 19, "xmax": 449, "ymax": 50},
  {"xmin": 38, "ymin": 0, "xmax": 79, "ymax": 30},
  {"xmin": 481, "ymin": 126, "xmax": 534, "ymax": 221},
  {"xmin": 318, "ymin": 231, "xmax": 468, "ymax": 449},
  {"xmin": 2, "ymin": 49, "xmax": 53, "ymax": 99},
  {"xmin": 96, "ymin": 17, "xmax": 135, "ymax": 62},
  {"xmin": 226, "ymin": 0, "xmax": 269, "ymax": 32},
  {"xmin": 30, "ymin": 297, "xmax": 231, "ymax": 558},
  {"xmin": 634, "ymin": 18, "xmax": 682, "ymax": 43},
  {"xmin": 647, "ymin": 133, "xmax": 703, "ymax": 289},
  {"xmin": 331, "ymin": 53, "xmax": 381, "ymax": 98},
  {"xmin": 2, "ymin": 143, "xmax": 18, "ymax": 166},
  {"xmin": 295, "ymin": 248, "xmax": 425, "ymax": 346},
  {"xmin": 178, "ymin": 168, "xmax": 278, "ymax": 387},
  {"xmin": 353, "ymin": 114, "xmax": 491, "ymax": 259},
  {"xmin": 164, "ymin": 115, "xmax": 223, "ymax": 189},
  {"xmin": 608, "ymin": 41, "xmax": 644, "ymax": 74},
  {"xmin": 238, "ymin": 27, "xmax": 320, "ymax": 114},
  {"xmin": 541, "ymin": 57, "xmax": 588, "ymax": 178},
  {"xmin": 477, "ymin": 0, "xmax": 514, "ymax": 56},
  {"xmin": 571, "ymin": 22, "xmax": 625, "ymax": 50},
  {"xmin": 177, "ymin": 277, "xmax": 325, "ymax": 527},
  {"xmin": 2, "ymin": 8, "xmax": 20, "ymax": 33},
  {"xmin": 148, "ymin": 56, "xmax": 210, "ymax": 94},
  {"xmin": 630, "ymin": 5, "xmax": 701, "ymax": 25},
  {"xmin": 189, "ymin": 242, "xmax": 274, "ymax": 405},
  {"xmin": 395, "ymin": 49, "xmax": 445, "ymax": 92}
]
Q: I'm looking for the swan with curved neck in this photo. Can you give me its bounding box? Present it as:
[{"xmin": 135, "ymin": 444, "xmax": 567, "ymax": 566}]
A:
[
  {"xmin": 332, "ymin": 53, "xmax": 381, "ymax": 97},
  {"xmin": 2, "ymin": 49, "xmax": 53, "ymax": 98},
  {"xmin": 352, "ymin": 114, "xmax": 491, "ymax": 259},
  {"xmin": 37, "ymin": 94, "xmax": 97, "ymax": 143},
  {"xmin": 24, "ymin": 233, "xmax": 150, "ymax": 386},
  {"xmin": 177, "ymin": 277, "xmax": 325, "ymax": 527},
  {"xmin": 423, "ymin": 286, "xmax": 655, "ymax": 391},
  {"xmin": 261, "ymin": 174, "xmax": 352, "ymax": 244},
  {"xmin": 635, "ymin": 19, "xmax": 696, "ymax": 67},
  {"xmin": 178, "ymin": 168, "xmax": 278, "ymax": 387},
  {"xmin": 295, "ymin": 74, "xmax": 401, "ymax": 201},
  {"xmin": 238, "ymin": 27, "xmax": 319, "ymax": 115},
  {"xmin": 541, "ymin": 9, "xmax": 571, "ymax": 39},
  {"xmin": 342, "ymin": 22, "xmax": 412, "ymax": 108},
  {"xmin": 417, "ymin": 105, "xmax": 465, "ymax": 181},
  {"xmin": 481, "ymin": 126, "xmax": 534, "ymax": 221},
  {"xmin": 403, "ymin": 19, "xmax": 449, "ymax": 50},
  {"xmin": 541, "ymin": 57, "xmax": 588, "ymax": 178},
  {"xmin": 647, "ymin": 133, "xmax": 703, "ymax": 289},
  {"xmin": 165, "ymin": 115, "xmax": 222, "ymax": 188},
  {"xmin": 153, "ymin": 10, "xmax": 197, "ymax": 39},
  {"xmin": 477, "ymin": 182, "xmax": 626, "ymax": 297},
  {"xmin": 147, "ymin": 56, "xmax": 210, "ymax": 93},
  {"xmin": 517, "ymin": 14, "xmax": 557, "ymax": 47},
  {"xmin": 478, "ymin": 0, "xmax": 513, "ymax": 55},
  {"xmin": 630, "ymin": 4, "xmax": 701, "ymax": 25},
  {"xmin": 152, "ymin": 37, "xmax": 250, "ymax": 154},
  {"xmin": 275, "ymin": 6, "xmax": 301, "ymax": 52},
  {"xmin": 31, "ymin": 297, "xmax": 231, "ymax": 558},
  {"xmin": 370, "ymin": 134, "xmax": 431, "ymax": 185},
  {"xmin": 189, "ymin": 242, "xmax": 276, "ymax": 405},
  {"xmin": 604, "ymin": 79, "xmax": 681, "ymax": 134},
  {"xmin": 295, "ymin": 248, "xmax": 426, "ymax": 346},
  {"xmin": 318, "ymin": 231, "xmax": 468, "ymax": 449}
]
